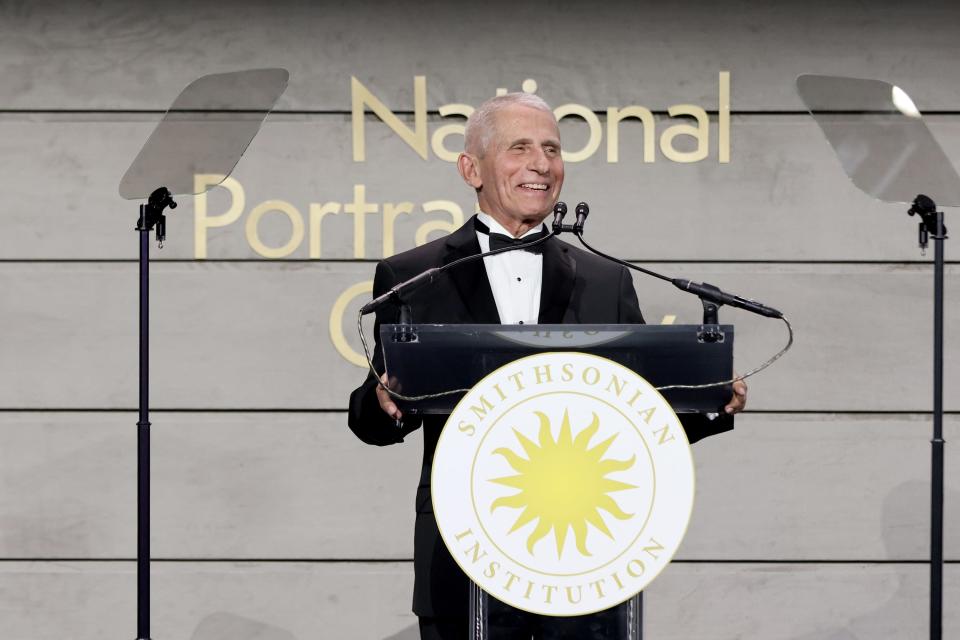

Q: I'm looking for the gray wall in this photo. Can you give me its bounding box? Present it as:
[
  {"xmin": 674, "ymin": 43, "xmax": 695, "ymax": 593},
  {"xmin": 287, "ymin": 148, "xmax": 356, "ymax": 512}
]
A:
[{"xmin": 1, "ymin": 1, "xmax": 958, "ymax": 638}]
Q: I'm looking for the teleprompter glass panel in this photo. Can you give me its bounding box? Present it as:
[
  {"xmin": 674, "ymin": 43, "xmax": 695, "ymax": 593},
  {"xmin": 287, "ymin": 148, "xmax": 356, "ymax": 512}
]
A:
[
  {"xmin": 796, "ymin": 74, "xmax": 960, "ymax": 206},
  {"xmin": 119, "ymin": 68, "xmax": 288, "ymax": 200}
]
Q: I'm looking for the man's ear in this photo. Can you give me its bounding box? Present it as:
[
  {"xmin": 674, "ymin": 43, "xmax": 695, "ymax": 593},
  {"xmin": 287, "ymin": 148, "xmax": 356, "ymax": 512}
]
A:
[{"xmin": 457, "ymin": 152, "xmax": 483, "ymax": 190}]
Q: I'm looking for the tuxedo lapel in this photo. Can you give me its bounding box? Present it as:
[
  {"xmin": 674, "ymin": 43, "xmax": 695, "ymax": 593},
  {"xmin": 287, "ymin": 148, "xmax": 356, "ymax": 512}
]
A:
[
  {"xmin": 443, "ymin": 219, "xmax": 501, "ymax": 324},
  {"xmin": 538, "ymin": 237, "xmax": 576, "ymax": 323}
]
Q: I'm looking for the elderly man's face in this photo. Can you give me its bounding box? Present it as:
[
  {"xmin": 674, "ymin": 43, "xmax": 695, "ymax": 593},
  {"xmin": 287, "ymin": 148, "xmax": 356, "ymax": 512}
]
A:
[{"xmin": 460, "ymin": 104, "xmax": 564, "ymax": 234}]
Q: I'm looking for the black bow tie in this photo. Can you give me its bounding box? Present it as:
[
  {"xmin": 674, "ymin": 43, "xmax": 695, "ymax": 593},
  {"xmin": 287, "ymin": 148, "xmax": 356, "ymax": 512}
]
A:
[{"xmin": 474, "ymin": 217, "xmax": 549, "ymax": 254}]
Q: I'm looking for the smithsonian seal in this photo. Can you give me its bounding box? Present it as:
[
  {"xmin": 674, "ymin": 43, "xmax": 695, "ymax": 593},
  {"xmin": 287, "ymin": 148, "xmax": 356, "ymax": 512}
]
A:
[{"xmin": 432, "ymin": 352, "xmax": 695, "ymax": 616}]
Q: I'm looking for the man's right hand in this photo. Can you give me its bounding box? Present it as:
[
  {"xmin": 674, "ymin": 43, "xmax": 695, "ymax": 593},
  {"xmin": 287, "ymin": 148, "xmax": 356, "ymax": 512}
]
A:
[{"xmin": 376, "ymin": 372, "xmax": 402, "ymax": 420}]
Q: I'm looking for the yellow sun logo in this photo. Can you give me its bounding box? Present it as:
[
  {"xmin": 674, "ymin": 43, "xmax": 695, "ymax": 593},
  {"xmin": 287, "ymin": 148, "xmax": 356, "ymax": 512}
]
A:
[{"xmin": 489, "ymin": 409, "xmax": 637, "ymax": 559}]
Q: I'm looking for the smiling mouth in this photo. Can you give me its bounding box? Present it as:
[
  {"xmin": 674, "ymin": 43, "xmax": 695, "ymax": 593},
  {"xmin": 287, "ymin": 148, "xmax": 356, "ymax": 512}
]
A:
[{"xmin": 519, "ymin": 183, "xmax": 549, "ymax": 191}]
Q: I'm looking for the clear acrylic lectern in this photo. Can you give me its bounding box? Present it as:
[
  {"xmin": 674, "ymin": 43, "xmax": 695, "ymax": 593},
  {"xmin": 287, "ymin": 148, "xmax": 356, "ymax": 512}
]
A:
[
  {"xmin": 382, "ymin": 323, "xmax": 735, "ymax": 640},
  {"xmin": 382, "ymin": 323, "xmax": 734, "ymax": 415}
]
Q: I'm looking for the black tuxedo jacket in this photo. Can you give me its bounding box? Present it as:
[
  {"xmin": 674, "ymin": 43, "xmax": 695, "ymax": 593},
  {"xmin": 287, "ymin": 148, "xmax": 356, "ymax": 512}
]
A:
[{"xmin": 347, "ymin": 217, "xmax": 732, "ymax": 617}]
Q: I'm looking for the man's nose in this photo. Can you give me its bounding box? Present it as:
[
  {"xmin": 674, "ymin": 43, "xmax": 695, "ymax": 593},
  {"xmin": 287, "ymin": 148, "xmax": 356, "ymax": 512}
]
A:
[{"xmin": 528, "ymin": 148, "xmax": 550, "ymax": 174}]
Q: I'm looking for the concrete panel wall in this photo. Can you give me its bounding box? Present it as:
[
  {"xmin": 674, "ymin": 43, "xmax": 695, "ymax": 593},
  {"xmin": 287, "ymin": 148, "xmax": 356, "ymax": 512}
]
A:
[
  {"xmin": 0, "ymin": 561, "xmax": 957, "ymax": 640},
  {"xmin": 1, "ymin": 412, "xmax": 957, "ymax": 561},
  {"xmin": 4, "ymin": 116, "xmax": 960, "ymax": 261},
  {"xmin": 2, "ymin": 1, "xmax": 958, "ymax": 638},
  {"xmin": 2, "ymin": 1, "xmax": 960, "ymax": 110},
  {"xmin": 2, "ymin": 262, "xmax": 957, "ymax": 410}
]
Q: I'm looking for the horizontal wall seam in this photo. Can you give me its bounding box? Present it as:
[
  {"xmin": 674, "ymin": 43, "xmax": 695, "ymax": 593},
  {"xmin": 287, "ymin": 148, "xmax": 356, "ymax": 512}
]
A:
[
  {"xmin": 1, "ymin": 259, "xmax": 956, "ymax": 266},
  {"xmin": 0, "ymin": 558, "xmax": 956, "ymax": 565},
  {"xmin": 1, "ymin": 409, "xmax": 958, "ymax": 416},
  {"xmin": 5, "ymin": 109, "xmax": 960, "ymax": 117}
]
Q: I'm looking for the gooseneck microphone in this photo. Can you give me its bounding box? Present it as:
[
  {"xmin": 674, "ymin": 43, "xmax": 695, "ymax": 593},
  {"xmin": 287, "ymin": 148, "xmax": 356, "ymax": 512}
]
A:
[
  {"xmin": 361, "ymin": 201, "xmax": 784, "ymax": 320},
  {"xmin": 359, "ymin": 215, "xmax": 558, "ymax": 316},
  {"xmin": 551, "ymin": 201, "xmax": 568, "ymax": 232},
  {"xmin": 573, "ymin": 202, "xmax": 589, "ymax": 233},
  {"xmin": 550, "ymin": 200, "xmax": 792, "ymax": 392},
  {"xmin": 670, "ymin": 279, "xmax": 783, "ymax": 319},
  {"xmin": 553, "ymin": 201, "xmax": 784, "ymax": 319},
  {"xmin": 359, "ymin": 267, "xmax": 442, "ymax": 316}
]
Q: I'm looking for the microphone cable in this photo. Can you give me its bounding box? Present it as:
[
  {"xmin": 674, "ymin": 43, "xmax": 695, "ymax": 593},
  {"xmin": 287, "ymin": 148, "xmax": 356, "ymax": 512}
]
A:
[
  {"xmin": 356, "ymin": 211, "xmax": 795, "ymax": 402},
  {"xmin": 357, "ymin": 228, "xmax": 558, "ymax": 403},
  {"xmin": 572, "ymin": 230, "xmax": 794, "ymax": 391}
]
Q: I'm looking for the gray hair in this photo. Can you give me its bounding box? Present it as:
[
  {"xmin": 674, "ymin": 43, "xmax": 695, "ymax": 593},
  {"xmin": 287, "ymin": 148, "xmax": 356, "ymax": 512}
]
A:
[{"xmin": 464, "ymin": 92, "xmax": 555, "ymax": 157}]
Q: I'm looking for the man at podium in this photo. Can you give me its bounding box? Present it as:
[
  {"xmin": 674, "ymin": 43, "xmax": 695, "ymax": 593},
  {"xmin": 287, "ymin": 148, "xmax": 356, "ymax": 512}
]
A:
[{"xmin": 348, "ymin": 92, "xmax": 746, "ymax": 639}]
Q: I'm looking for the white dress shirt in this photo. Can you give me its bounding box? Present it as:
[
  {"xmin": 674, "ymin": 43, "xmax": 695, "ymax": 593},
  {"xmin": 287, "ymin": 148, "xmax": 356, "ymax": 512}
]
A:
[{"xmin": 475, "ymin": 212, "xmax": 544, "ymax": 325}]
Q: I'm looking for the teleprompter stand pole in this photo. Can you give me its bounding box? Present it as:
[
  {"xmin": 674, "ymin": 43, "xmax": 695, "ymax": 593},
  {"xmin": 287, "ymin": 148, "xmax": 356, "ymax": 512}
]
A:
[
  {"xmin": 908, "ymin": 194, "xmax": 948, "ymax": 640},
  {"xmin": 135, "ymin": 187, "xmax": 177, "ymax": 640}
]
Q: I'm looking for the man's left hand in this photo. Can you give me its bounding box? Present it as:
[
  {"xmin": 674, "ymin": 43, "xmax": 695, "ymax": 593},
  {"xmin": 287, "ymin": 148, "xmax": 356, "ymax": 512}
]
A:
[{"xmin": 725, "ymin": 377, "xmax": 748, "ymax": 414}]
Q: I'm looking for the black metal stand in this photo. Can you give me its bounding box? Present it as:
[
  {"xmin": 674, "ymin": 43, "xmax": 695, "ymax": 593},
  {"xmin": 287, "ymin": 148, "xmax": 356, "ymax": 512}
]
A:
[
  {"xmin": 135, "ymin": 187, "xmax": 176, "ymax": 640},
  {"xmin": 637, "ymin": 591, "xmax": 643, "ymax": 640},
  {"xmin": 908, "ymin": 194, "xmax": 948, "ymax": 640},
  {"xmin": 698, "ymin": 291, "xmax": 725, "ymax": 344}
]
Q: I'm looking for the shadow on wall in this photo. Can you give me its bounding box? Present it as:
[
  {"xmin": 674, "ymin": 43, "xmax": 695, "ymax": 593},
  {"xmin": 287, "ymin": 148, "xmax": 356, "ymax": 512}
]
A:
[
  {"xmin": 794, "ymin": 480, "xmax": 958, "ymax": 640},
  {"xmin": 184, "ymin": 477, "xmax": 956, "ymax": 640},
  {"xmin": 191, "ymin": 612, "xmax": 297, "ymax": 640},
  {"xmin": 382, "ymin": 623, "xmax": 421, "ymax": 640},
  {"xmin": 189, "ymin": 611, "xmax": 421, "ymax": 640}
]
